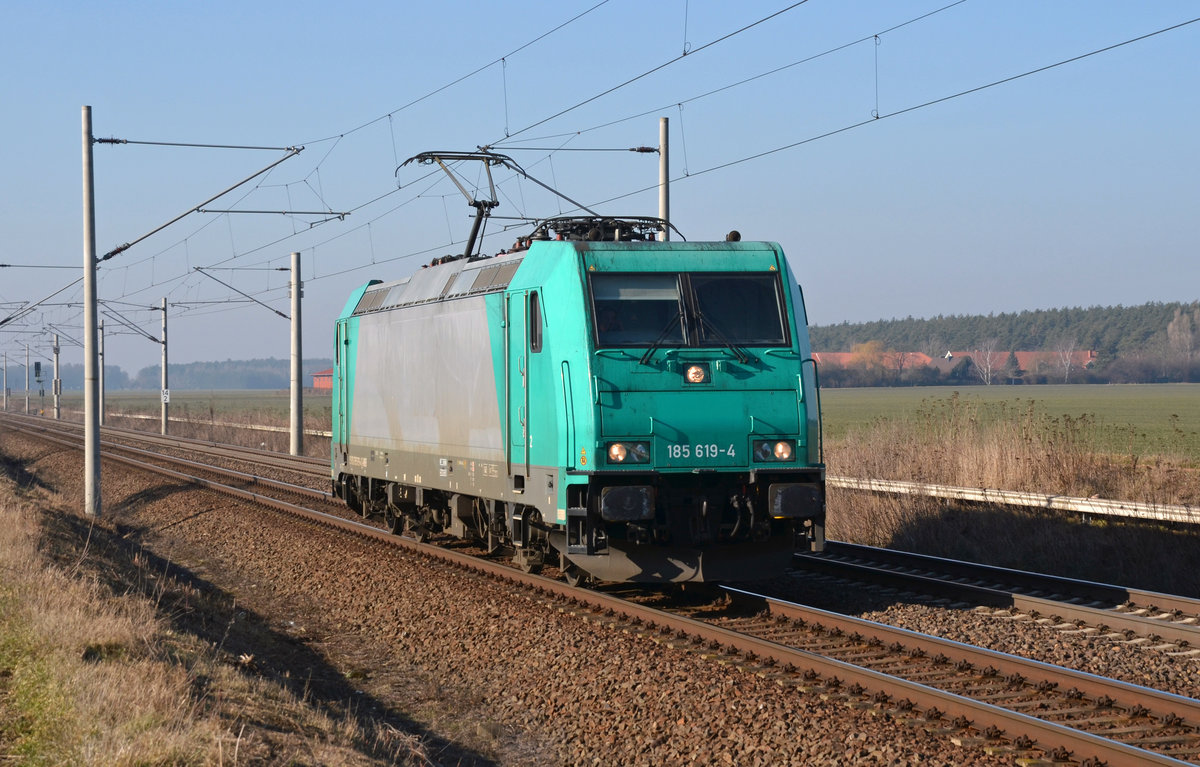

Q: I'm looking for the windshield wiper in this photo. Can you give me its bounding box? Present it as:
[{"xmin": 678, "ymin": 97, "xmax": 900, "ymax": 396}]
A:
[
  {"xmin": 639, "ymin": 309, "xmax": 684, "ymax": 366},
  {"xmin": 694, "ymin": 309, "xmax": 752, "ymax": 364}
]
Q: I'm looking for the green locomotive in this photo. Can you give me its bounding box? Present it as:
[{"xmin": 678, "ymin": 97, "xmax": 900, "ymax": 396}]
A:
[{"xmin": 332, "ymin": 214, "xmax": 824, "ymax": 584}]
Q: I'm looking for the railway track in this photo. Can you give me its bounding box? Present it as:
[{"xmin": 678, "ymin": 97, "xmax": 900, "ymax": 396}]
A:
[
  {"xmin": 1, "ymin": 412, "xmax": 326, "ymax": 477},
  {"xmin": 5, "ymin": 412, "xmax": 1199, "ymax": 764},
  {"xmin": 694, "ymin": 588, "xmax": 1200, "ymax": 764},
  {"xmin": 797, "ymin": 542, "xmax": 1200, "ymax": 649},
  {"xmin": 1, "ymin": 414, "xmax": 334, "ymax": 516}
]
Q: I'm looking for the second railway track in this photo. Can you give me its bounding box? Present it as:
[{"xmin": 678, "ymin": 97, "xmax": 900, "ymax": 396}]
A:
[{"xmin": 797, "ymin": 541, "xmax": 1200, "ymax": 649}]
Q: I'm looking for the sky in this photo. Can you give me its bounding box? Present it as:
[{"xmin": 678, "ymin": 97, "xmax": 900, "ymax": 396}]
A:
[{"xmin": 1, "ymin": 1, "xmax": 1197, "ymax": 375}]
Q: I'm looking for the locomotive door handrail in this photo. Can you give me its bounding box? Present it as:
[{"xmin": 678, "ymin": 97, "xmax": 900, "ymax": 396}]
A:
[
  {"xmin": 336, "ymin": 322, "xmax": 349, "ymax": 461},
  {"xmin": 560, "ymin": 360, "xmax": 574, "ymax": 469},
  {"xmin": 522, "ymin": 293, "xmax": 531, "ymax": 478},
  {"xmin": 504, "ymin": 294, "xmax": 511, "ymax": 479},
  {"xmin": 801, "ymin": 356, "xmax": 823, "ymax": 465},
  {"xmin": 504, "ymin": 291, "xmax": 531, "ymax": 480}
]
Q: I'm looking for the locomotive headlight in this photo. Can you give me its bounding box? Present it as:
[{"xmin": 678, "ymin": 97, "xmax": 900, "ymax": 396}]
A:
[
  {"xmin": 753, "ymin": 439, "xmax": 795, "ymax": 462},
  {"xmin": 684, "ymin": 364, "xmax": 709, "ymax": 384},
  {"xmin": 607, "ymin": 441, "xmax": 650, "ymax": 464}
]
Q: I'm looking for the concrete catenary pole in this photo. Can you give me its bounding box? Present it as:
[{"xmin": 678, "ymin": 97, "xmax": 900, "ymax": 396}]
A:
[
  {"xmin": 82, "ymin": 105, "xmax": 101, "ymax": 516},
  {"xmin": 98, "ymin": 320, "xmax": 105, "ymax": 426},
  {"xmin": 2, "ymin": 351, "xmax": 7, "ymax": 411},
  {"xmin": 24, "ymin": 344, "xmax": 30, "ymax": 415},
  {"xmin": 658, "ymin": 116, "xmax": 669, "ymax": 242},
  {"xmin": 52, "ymin": 333, "xmax": 61, "ymax": 419},
  {"xmin": 289, "ymin": 251, "xmax": 303, "ymax": 456},
  {"xmin": 160, "ymin": 297, "xmax": 168, "ymax": 435}
]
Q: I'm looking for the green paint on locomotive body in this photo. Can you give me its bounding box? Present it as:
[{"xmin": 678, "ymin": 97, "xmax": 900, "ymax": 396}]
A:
[
  {"xmin": 330, "ymin": 280, "xmax": 378, "ymax": 472},
  {"xmin": 490, "ymin": 239, "xmax": 820, "ymax": 524}
]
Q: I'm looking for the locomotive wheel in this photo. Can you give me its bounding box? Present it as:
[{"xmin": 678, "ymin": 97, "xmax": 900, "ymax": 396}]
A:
[
  {"xmin": 344, "ymin": 485, "xmax": 363, "ymax": 515},
  {"xmin": 405, "ymin": 519, "xmax": 428, "ymax": 543},
  {"xmin": 563, "ymin": 565, "xmax": 588, "ymax": 588},
  {"xmin": 383, "ymin": 506, "xmax": 402, "ymax": 535}
]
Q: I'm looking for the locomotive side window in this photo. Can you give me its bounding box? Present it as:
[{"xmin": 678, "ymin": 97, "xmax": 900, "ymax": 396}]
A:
[
  {"xmin": 591, "ymin": 274, "xmax": 684, "ymax": 347},
  {"xmin": 691, "ymin": 274, "xmax": 787, "ymax": 346},
  {"xmin": 529, "ymin": 291, "xmax": 543, "ymax": 353}
]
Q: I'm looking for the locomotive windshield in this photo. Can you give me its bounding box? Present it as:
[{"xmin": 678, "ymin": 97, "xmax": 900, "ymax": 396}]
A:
[
  {"xmin": 590, "ymin": 272, "xmax": 788, "ymax": 348},
  {"xmin": 592, "ymin": 274, "xmax": 684, "ymax": 346}
]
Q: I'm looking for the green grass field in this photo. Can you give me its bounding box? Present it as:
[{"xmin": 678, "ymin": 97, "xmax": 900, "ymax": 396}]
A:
[
  {"xmin": 820, "ymin": 384, "xmax": 1200, "ymax": 463},
  {"xmin": 55, "ymin": 389, "xmax": 333, "ymax": 421}
]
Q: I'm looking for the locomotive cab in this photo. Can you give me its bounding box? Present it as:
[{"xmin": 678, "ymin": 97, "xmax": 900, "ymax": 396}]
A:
[{"xmin": 546, "ymin": 237, "xmax": 825, "ymax": 582}]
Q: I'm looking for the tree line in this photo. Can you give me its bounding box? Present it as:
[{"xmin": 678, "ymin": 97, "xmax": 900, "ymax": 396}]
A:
[{"xmin": 810, "ymin": 302, "xmax": 1200, "ymax": 387}]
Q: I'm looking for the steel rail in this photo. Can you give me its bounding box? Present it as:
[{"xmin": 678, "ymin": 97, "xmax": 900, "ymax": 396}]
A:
[
  {"xmin": 798, "ymin": 544, "xmax": 1200, "ymax": 646},
  {"xmin": 3, "ymin": 423, "xmax": 330, "ymax": 507},
  {"xmin": 98, "ymin": 439, "xmax": 331, "ymax": 503},
  {"xmin": 829, "ymin": 475, "xmax": 1199, "ymax": 525},
  {"xmin": 2, "ymin": 411, "xmax": 326, "ymax": 475},
  {"xmin": 724, "ymin": 587, "xmax": 1200, "ymax": 727},
  {"xmin": 816, "ymin": 540, "xmax": 1200, "ymax": 619}
]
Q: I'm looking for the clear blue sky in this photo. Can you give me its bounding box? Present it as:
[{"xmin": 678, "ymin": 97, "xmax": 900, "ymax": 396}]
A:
[{"xmin": 2, "ymin": 1, "xmax": 1197, "ymax": 374}]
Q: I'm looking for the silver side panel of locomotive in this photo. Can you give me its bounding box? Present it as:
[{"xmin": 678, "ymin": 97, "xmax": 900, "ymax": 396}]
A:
[{"xmin": 350, "ymin": 297, "xmax": 503, "ymax": 460}]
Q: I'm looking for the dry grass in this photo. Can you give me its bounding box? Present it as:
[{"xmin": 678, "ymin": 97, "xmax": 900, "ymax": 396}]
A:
[
  {"xmin": 102, "ymin": 409, "xmax": 331, "ymax": 460},
  {"xmin": 0, "ymin": 476, "xmax": 427, "ymax": 764},
  {"xmin": 0, "ymin": 489, "xmax": 219, "ymax": 763},
  {"xmin": 826, "ymin": 393, "xmax": 1200, "ymax": 596},
  {"xmin": 829, "ymin": 392, "xmax": 1200, "ymax": 506}
]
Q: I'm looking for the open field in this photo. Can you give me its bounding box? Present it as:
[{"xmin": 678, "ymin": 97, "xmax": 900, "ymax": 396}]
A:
[
  {"xmin": 52, "ymin": 389, "xmax": 333, "ymax": 422},
  {"xmin": 821, "ymin": 384, "xmax": 1200, "ymax": 464}
]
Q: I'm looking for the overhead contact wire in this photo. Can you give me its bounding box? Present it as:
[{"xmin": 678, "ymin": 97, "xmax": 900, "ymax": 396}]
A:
[
  {"xmin": 570, "ymin": 15, "xmax": 1200, "ymax": 211},
  {"xmin": 493, "ymin": 1, "xmax": 812, "ymax": 145},
  {"xmin": 297, "ymin": 0, "xmax": 613, "ymax": 146}
]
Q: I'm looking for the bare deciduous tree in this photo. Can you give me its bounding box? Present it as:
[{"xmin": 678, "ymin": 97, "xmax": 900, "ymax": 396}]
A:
[
  {"xmin": 1054, "ymin": 336, "xmax": 1078, "ymax": 383},
  {"xmin": 1167, "ymin": 307, "xmax": 1198, "ymax": 366},
  {"xmin": 883, "ymin": 349, "xmax": 909, "ymax": 382},
  {"xmin": 920, "ymin": 336, "xmax": 947, "ymax": 361},
  {"xmin": 973, "ymin": 338, "xmax": 1001, "ymax": 385}
]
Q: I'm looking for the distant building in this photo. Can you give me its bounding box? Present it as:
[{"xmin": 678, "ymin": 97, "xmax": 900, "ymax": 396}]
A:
[
  {"xmin": 312, "ymin": 368, "xmax": 333, "ymax": 390},
  {"xmin": 811, "ymin": 350, "xmax": 1096, "ymax": 378},
  {"xmin": 811, "ymin": 351, "xmax": 933, "ymax": 368}
]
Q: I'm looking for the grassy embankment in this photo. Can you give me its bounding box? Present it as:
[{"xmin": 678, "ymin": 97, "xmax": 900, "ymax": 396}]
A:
[{"xmin": 0, "ymin": 453, "xmax": 423, "ymax": 764}]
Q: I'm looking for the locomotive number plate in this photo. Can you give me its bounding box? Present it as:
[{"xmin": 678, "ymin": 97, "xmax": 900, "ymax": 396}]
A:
[{"xmin": 666, "ymin": 443, "xmax": 737, "ymax": 460}]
